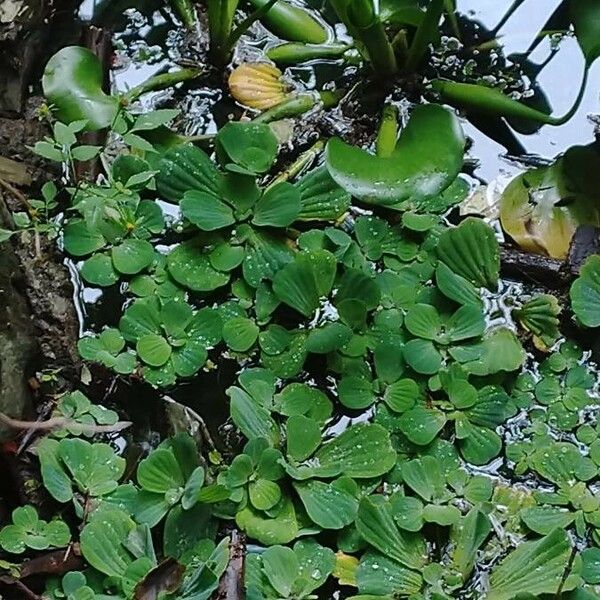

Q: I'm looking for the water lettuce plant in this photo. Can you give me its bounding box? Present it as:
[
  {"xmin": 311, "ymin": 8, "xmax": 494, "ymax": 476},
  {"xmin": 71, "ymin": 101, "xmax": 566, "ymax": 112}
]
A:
[{"xmin": 4, "ymin": 4, "xmax": 600, "ymax": 600}]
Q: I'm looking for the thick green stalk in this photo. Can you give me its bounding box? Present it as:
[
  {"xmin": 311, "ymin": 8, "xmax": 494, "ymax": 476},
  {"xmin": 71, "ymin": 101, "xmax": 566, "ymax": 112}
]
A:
[
  {"xmin": 168, "ymin": 0, "xmax": 197, "ymax": 29},
  {"xmin": 253, "ymin": 90, "xmax": 342, "ymax": 123},
  {"xmin": 266, "ymin": 140, "xmax": 325, "ymax": 189},
  {"xmin": 404, "ymin": 0, "xmax": 444, "ymax": 73},
  {"xmin": 208, "ymin": 0, "xmax": 239, "ymax": 60},
  {"xmin": 123, "ymin": 68, "xmax": 203, "ymax": 102},
  {"xmin": 221, "ymin": 0, "xmax": 280, "ymax": 58},
  {"xmin": 444, "ymin": 0, "xmax": 460, "ymax": 39},
  {"xmin": 347, "ymin": 0, "xmax": 398, "ymax": 77},
  {"xmin": 266, "ymin": 42, "xmax": 351, "ymax": 66},
  {"xmin": 246, "ymin": 0, "xmax": 328, "ymax": 44},
  {"xmin": 376, "ymin": 105, "xmax": 399, "ymax": 158},
  {"xmin": 432, "ymin": 68, "xmax": 589, "ymax": 126}
]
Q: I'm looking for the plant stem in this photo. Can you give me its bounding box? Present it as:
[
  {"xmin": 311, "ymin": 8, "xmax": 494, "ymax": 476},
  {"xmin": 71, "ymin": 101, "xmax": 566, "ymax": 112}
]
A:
[
  {"xmin": 376, "ymin": 104, "xmax": 399, "ymax": 158},
  {"xmin": 549, "ymin": 66, "xmax": 589, "ymax": 125},
  {"xmin": 266, "ymin": 139, "xmax": 325, "ymax": 189},
  {"xmin": 404, "ymin": 0, "xmax": 444, "ymax": 73},
  {"xmin": 221, "ymin": 0, "xmax": 280, "ymax": 59},
  {"xmin": 444, "ymin": 0, "xmax": 461, "ymax": 39},
  {"xmin": 124, "ymin": 68, "xmax": 203, "ymax": 102},
  {"xmin": 168, "ymin": 0, "xmax": 197, "ymax": 29},
  {"xmin": 253, "ymin": 90, "xmax": 343, "ymax": 124},
  {"xmin": 492, "ymin": 0, "xmax": 527, "ymax": 35},
  {"xmin": 348, "ymin": 0, "xmax": 398, "ymax": 77}
]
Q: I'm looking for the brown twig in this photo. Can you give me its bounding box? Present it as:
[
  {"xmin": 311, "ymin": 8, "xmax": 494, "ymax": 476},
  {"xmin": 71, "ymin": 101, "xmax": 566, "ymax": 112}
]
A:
[
  {"xmin": 0, "ymin": 177, "xmax": 33, "ymax": 213},
  {"xmin": 215, "ymin": 530, "xmax": 246, "ymax": 600},
  {"xmin": 0, "ymin": 412, "xmax": 132, "ymax": 434}
]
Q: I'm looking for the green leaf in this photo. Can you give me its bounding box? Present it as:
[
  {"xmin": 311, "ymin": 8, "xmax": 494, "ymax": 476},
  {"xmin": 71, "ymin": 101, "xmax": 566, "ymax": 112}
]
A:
[
  {"xmin": 236, "ymin": 497, "xmax": 299, "ymax": 546},
  {"xmin": 520, "ymin": 506, "xmax": 576, "ymax": 535},
  {"xmin": 325, "ymin": 104, "xmax": 465, "ymax": 207},
  {"xmin": 307, "ymin": 322, "xmax": 353, "ymax": 354},
  {"xmin": 63, "ymin": 220, "xmax": 105, "ymax": 256},
  {"xmin": 112, "ymin": 239, "xmax": 155, "ymax": 275},
  {"xmin": 487, "ymin": 529, "xmax": 578, "ymax": 600},
  {"xmin": 383, "ymin": 379, "xmax": 419, "ymax": 413},
  {"xmin": 253, "ymin": 182, "xmax": 301, "ymax": 227},
  {"xmin": 137, "ymin": 448, "xmax": 185, "ymax": 494},
  {"xmin": 223, "ymin": 317, "xmax": 259, "ymax": 352},
  {"xmin": 261, "ymin": 546, "xmax": 299, "ymax": 597},
  {"xmin": 286, "ymin": 415, "xmax": 321, "ymax": 462},
  {"xmin": 357, "ymin": 551, "xmax": 423, "ymax": 597},
  {"xmin": 437, "ymin": 218, "xmax": 500, "ymax": 290},
  {"xmin": 42, "ymin": 46, "xmax": 118, "ymax": 130},
  {"xmin": 450, "ymin": 508, "xmax": 492, "ymax": 581},
  {"xmin": 181, "ymin": 191, "xmax": 235, "ymax": 231},
  {"xmin": 356, "ymin": 495, "xmax": 427, "ymax": 570},
  {"xmin": 571, "ymin": 255, "xmax": 600, "ymax": 327},
  {"xmin": 249, "ymin": 479, "xmax": 282, "ymax": 511},
  {"xmin": 296, "ymin": 165, "xmax": 351, "ymax": 221},
  {"xmin": 514, "ymin": 294, "xmax": 561, "ymax": 347},
  {"xmin": 217, "ymin": 121, "xmax": 278, "ymax": 174},
  {"xmin": 338, "ymin": 376, "xmax": 375, "ymax": 410},
  {"xmin": 403, "ymin": 339, "xmax": 442, "ymax": 375},
  {"xmin": 71, "ymin": 145, "xmax": 101, "ymax": 161},
  {"xmin": 228, "ymin": 386, "xmax": 279, "ymax": 445},
  {"xmin": 582, "ymin": 548, "xmax": 600, "ymax": 584},
  {"xmin": 156, "ymin": 143, "xmax": 221, "ymax": 204},
  {"xmin": 80, "ymin": 509, "xmax": 137, "ymax": 578},
  {"xmin": 80, "ymin": 254, "xmax": 119, "ymax": 287},
  {"xmin": 167, "ymin": 239, "xmax": 230, "ymax": 292},
  {"xmin": 289, "ymin": 424, "xmax": 396, "ymax": 480},
  {"xmin": 571, "ymin": 0, "xmax": 600, "ymax": 66},
  {"xmin": 294, "ymin": 479, "xmax": 359, "ymax": 529},
  {"xmin": 136, "ymin": 334, "xmax": 172, "ymax": 367},
  {"xmin": 272, "ymin": 250, "xmax": 337, "ymax": 317},
  {"xmin": 399, "ymin": 407, "xmax": 446, "ymax": 446},
  {"xmin": 390, "ymin": 495, "xmax": 424, "ymax": 532}
]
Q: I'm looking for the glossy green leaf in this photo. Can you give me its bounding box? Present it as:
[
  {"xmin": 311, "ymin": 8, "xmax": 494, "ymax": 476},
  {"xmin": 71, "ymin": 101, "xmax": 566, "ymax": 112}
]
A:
[
  {"xmin": 181, "ymin": 191, "xmax": 235, "ymax": 231},
  {"xmin": 571, "ymin": 255, "xmax": 600, "ymax": 327},
  {"xmin": 294, "ymin": 479, "xmax": 358, "ymax": 529},
  {"xmin": 42, "ymin": 46, "xmax": 118, "ymax": 130},
  {"xmin": 325, "ymin": 104, "xmax": 465, "ymax": 207},
  {"xmin": 571, "ymin": 0, "xmax": 600, "ymax": 66},
  {"xmin": 253, "ymin": 182, "xmax": 301, "ymax": 228},
  {"xmin": 437, "ymin": 218, "xmax": 500, "ymax": 290}
]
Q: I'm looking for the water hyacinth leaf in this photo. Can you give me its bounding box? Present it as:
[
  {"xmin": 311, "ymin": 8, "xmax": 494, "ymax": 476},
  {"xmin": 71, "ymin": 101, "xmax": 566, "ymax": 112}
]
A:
[
  {"xmin": 458, "ymin": 424, "xmax": 502, "ymax": 465},
  {"xmin": 513, "ymin": 294, "xmax": 561, "ymax": 349},
  {"xmin": 253, "ymin": 182, "xmax": 301, "ymax": 227},
  {"xmin": 167, "ymin": 239, "xmax": 230, "ymax": 292},
  {"xmin": 294, "ymin": 479, "xmax": 359, "ymax": 529},
  {"xmin": 357, "ymin": 552, "xmax": 423, "ymax": 597},
  {"xmin": 404, "ymin": 304, "xmax": 441, "ymax": 340},
  {"xmin": 487, "ymin": 529, "xmax": 579, "ymax": 600},
  {"xmin": 289, "ymin": 424, "xmax": 396, "ymax": 480},
  {"xmin": 223, "ymin": 317, "xmax": 259, "ymax": 352},
  {"xmin": 217, "ymin": 122, "xmax": 278, "ymax": 174},
  {"xmin": 571, "ymin": 255, "xmax": 600, "ymax": 327},
  {"xmin": 181, "ymin": 191, "xmax": 235, "ymax": 231},
  {"xmin": 581, "ymin": 548, "xmax": 600, "ymax": 584},
  {"xmin": 246, "ymin": 0, "xmax": 328, "ymax": 43},
  {"xmin": 437, "ymin": 218, "xmax": 500, "ymax": 290},
  {"xmin": 272, "ymin": 250, "xmax": 337, "ymax": 316},
  {"xmin": 243, "ymin": 229, "xmax": 294, "ymax": 287},
  {"xmin": 325, "ymin": 104, "xmax": 465, "ymax": 207},
  {"xmin": 390, "ymin": 495, "xmax": 424, "ymax": 532},
  {"xmin": 398, "ymin": 408, "xmax": 446, "ymax": 446},
  {"xmin": 571, "ymin": 0, "xmax": 600, "ymax": 66},
  {"xmin": 356, "ymin": 495, "xmax": 427, "ymax": 570},
  {"xmin": 42, "ymin": 46, "xmax": 118, "ymax": 130}
]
